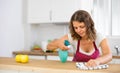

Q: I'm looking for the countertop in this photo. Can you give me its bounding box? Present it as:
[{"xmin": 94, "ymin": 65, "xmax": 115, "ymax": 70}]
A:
[
  {"xmin": 12, "ymin": 51, "xmax": 74, "ymax": 56},
  {"xmin": 0, "ymin": 57, "xmax": 120, "ymax": 73},
  {"xmin": 13, "ymin": 51, "xmax": 120, "ymax": 59}
]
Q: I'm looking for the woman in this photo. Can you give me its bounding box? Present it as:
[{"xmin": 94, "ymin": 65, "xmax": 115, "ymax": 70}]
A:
[{"xmin": 47, "ymin": 10, "xmax": 112, "ymax": 67}]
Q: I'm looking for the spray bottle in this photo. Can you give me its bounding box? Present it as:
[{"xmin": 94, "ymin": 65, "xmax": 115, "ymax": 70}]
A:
[
  {"xmin": 64, "ymin": 40, "xmax": 73, "ymax": 53},
  {"xmin": 58, "ymin": 40, "xmax": 72, "ymax": 63}
]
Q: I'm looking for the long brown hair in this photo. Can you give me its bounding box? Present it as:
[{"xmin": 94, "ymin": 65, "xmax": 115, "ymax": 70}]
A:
[{"xmin": 69, "ymin": 10, "xmax": 96, "ymax": 41}]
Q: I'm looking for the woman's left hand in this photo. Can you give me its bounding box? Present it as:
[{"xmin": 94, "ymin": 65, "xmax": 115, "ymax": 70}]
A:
[{"xmin": 85, "ymin": 59, "xmax": 100, "ymax": 67}]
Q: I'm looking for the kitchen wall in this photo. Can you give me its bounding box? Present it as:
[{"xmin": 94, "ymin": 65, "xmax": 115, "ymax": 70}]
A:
[
  {"xmin": 107, "ymin": 36, "xmax": 120, "ymax": 54},
  {"xmin": 30, "ymin": 24, "xmax": 120, "ymax": 55},
  {"xmin": 93, "ymin": 0, "xmax": 111, "ymax": 36},
  {"xmin": 112, "ymin": 0, "xmax": 120, "ymax": 35},
  {"xmin": 92, "ymin": 0, "xmax": 120, "ymax": 54},
  {"xmin": 31, "ymin": 23, "xmax": 69, "ymax": 44},
  {"xmin": 26, "ymin": 0, "xmax": 120, "ymax": 55},
  {"xmin": 0, "ymin": 0, "xmax": 120, "ymax": 57},
  {"xmin": 0, "ymin": 0, "xmax": 24, "ymax": 57}
]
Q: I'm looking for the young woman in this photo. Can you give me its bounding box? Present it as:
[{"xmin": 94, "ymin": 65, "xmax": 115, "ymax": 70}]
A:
[{"xmin": 47, "ymin": 10, "xmax": 112, "ymax": 67}]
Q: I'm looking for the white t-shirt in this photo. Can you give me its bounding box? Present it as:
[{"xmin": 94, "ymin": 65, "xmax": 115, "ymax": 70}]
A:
[{"xmin": 67, "ymin": 32, "xmax": 106, "ymax": 55}]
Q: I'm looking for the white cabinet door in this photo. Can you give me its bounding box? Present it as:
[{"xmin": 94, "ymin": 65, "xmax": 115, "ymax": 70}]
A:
[
  {"xmin": 28, "ymin": 0, "xmax": 51, "ymax": 23},
  {"xmin": 51, "ymin": 0, "xmax": 78, "ymax": 22},
  {"xmin": 47, "ymin": 56, "xmax": 73, "ymax": 61},
  {"xmin": 47, "ymin": 56, "xmax": 60, "ymax": 61},
  {"xmin": 20, "ymin": 71, "xmax": 34, "ymax": 73},
  {"xmin": 51, "ymin": 0, "xmax": 93, "ymax": 22},
  {"xmin": 27, "ymin": 0, "xmax": 81, "ymax": 23},
  {"xmin": 27, "ymin": 0, "xmax": 94, "ymax": 23},
  {"xmin": 109, "ymin": 59, "xmax": 120, "ymax": 64},
  {"xmin": 29, "ymin": 55, "xmax": 45, "ymax": 60},
  {"xmin": 0, "ymin": 69, "xmax": 18, "ymax": 73},
  {"xmin": 77, "ymin": 0, "xmax": 93, "ymax": 15}
]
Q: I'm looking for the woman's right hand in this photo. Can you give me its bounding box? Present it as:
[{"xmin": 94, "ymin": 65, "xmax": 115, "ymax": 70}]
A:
[
  {"xmin": 47, "ymin": 39, "xmax": 69, "ymax": 51},
  {"xmin": 85, "ymin": 59, "xmax": 100, "ymax": 67},
  {"xmin": 57, "ymin": 41, "xmax": 69, "ymax": 51},
  {"xmin": 47, "ymin": 34, "xmax": 69, "ymax": 51}
]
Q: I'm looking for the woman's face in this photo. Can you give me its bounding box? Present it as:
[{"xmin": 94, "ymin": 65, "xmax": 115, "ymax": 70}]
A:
[{"xmin": 73, "ymin": 21, "xmax": 87, "ymax": 38}]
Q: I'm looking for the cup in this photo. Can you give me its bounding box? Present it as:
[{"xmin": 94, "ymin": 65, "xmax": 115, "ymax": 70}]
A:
[
  {"xmin": 41, "ymin": 41, "xmax": 48, "ymax": 52},
  {"xmin": 58, "ymin": 49, "xmax": 68, "ymax": 63}
]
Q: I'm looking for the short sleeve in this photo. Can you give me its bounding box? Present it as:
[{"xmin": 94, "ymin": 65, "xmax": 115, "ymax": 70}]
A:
[
  {"xmin": 67, "ymin": 33, "xmax": 73, "ymax": 43},
  {"xmin": 67, "ymin": 33, "xmax": 77, "ymax": 54},
  {"xmin": 95, "ymin": 32, "xmax": 106, "ymax": 47}
]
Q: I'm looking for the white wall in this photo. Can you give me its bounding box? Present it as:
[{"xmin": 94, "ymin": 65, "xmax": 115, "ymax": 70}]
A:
[
  {"xmin": 93, "ymin": 0, "xmax": 111, "ymax": 36},
  {"xmin": 112, "ymin": 0, "xmax": 120, "ymax": 36},
  {"xmin": 107, "ymin": 36, "xmax": 120, "ymax": 55},
  {"xmin": 0, "ymin": 0, "xmax": 24, "ymax": 57}
]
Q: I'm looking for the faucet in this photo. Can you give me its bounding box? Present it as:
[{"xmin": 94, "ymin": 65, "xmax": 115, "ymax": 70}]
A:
[{"xmin": 114, "ymin": 45, "xmax": 120, "ymax": 55}]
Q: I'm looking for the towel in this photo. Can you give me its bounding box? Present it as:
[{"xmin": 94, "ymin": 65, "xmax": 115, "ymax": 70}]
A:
[{"xmin": 76, "ymin": 62, "xmax": 109, "ymax": 70}]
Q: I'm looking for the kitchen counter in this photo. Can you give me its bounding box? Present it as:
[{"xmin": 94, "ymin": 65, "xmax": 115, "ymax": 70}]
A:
[
  {"xmin": 0, "ymin": 57, "xmax": 120, "ymax": 73},
  {"xmin": 112, "ymin": 53, "xmax": 120, "ymax": 59},
  {"xmin": 12, "ymin": 51, "xmax": 74, "ymax": 56},
  {"xmin": 13, "ymin": 51, "xmax": 120, "ymax": 59}
]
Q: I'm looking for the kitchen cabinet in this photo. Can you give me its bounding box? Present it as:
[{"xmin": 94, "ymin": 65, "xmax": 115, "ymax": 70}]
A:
[
  {"xmin": 0, "ymin": 68, "xmax": 33, "ymax": 73},
  {"xmin": 19, "ymin": 71, "xmax": 33, "ymax": 73},
  {"xmin": 29, "ymin": 55, "xmax": 45, "ymax": 60},
  {"xmin": 51, "ymin": 0, "xmax": 93, "ymax": 22},
  {"xmin": 47, "ymin": 56, "xmax": 73, "ymax": 61},
  {"xmin": 110, "ymin": 59, "xmax": 120, "ymax": 64},
  {"xmin": 77, "ymin": 0, "xmax": 93, "ymax": 15},
  {"xmin": 51, "ymin": 0, "xmax": 78, "ymax": 22},
  {"xmin": 27, "ymin": 0, "xmax": 93, "ymax": 23},
  {"xmin": 47, "ymin": 56, "xmax": 59, "ymax": 61},
  {"xmin": 27, "ymin": 0, "xmax": 51, "ymax": 23},
  {"xmin": 0, "ymin": 69, "xmax": 18, "ymax": 73},
  {"xmin": 27, "ymin": 0, "xmax": 78, "ymax": 23}
]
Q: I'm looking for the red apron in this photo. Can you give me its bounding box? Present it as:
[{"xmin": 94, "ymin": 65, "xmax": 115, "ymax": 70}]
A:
[{"xmin": 72, "ymin": 40, "xmax": 100, "ymax": 62}]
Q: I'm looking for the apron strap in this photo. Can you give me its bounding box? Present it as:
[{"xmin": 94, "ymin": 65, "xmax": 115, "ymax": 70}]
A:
[{"xmin": 77, "ymin": 40, "xmax": 80, "ymax": 52}]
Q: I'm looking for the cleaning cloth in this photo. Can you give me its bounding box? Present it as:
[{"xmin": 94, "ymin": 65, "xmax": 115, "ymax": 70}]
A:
[{"xmin": 76, "ymin": 62, "xmax": 109, "ymax": 70}]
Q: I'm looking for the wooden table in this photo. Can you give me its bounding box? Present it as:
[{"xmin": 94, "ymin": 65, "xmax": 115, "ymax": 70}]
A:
[{"xmin": 0, "ymin": 57, "xmax": 120, "ymax": 73}]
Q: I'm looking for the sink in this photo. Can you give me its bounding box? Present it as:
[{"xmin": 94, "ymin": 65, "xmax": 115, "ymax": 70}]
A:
[
  {"xmin": 112, "ymin": 53, "xmax": 120, "ymax": 56},
  {"xmin": 114, "ymin": 45, "xmax": 120, "ymax": 55},
  {"xmin": 107, "ymin": 36, "xmax": 120, "ymax": 56}
]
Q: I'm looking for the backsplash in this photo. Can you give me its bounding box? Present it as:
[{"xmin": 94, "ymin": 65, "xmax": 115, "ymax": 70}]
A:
[
  {"xmin": 107, "ymin": 36, "xmax": 120, "ymax": 55},
  {"xmin": 30, "ymin": 23, "xmax": 69, "ymax": 48},
  {"xmin": 28, "ymin": 23, "xmax": 120, "ymax": 55}
]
